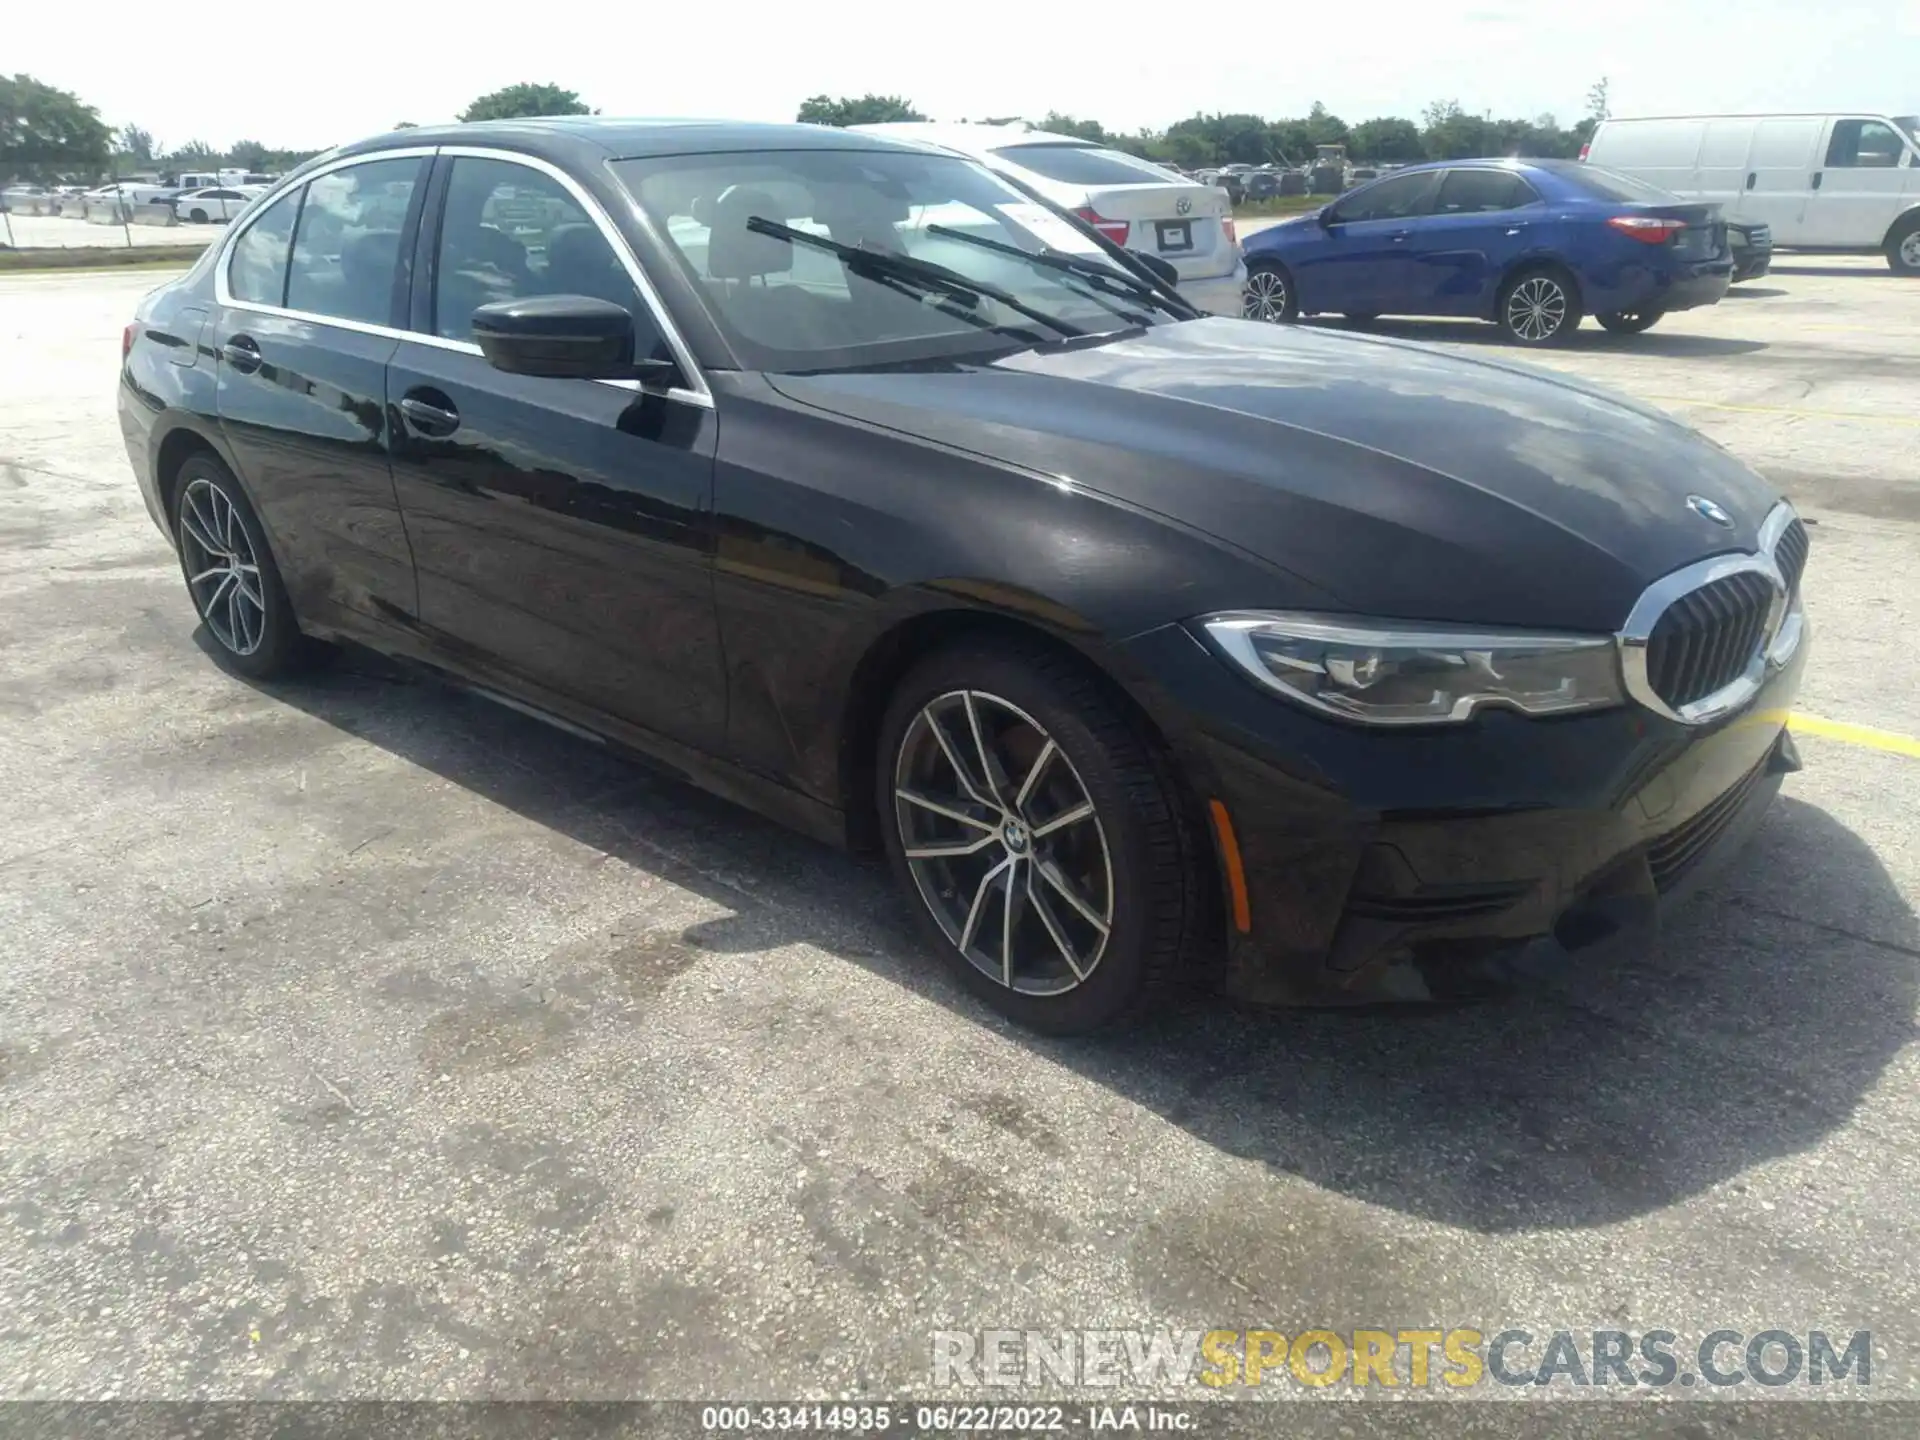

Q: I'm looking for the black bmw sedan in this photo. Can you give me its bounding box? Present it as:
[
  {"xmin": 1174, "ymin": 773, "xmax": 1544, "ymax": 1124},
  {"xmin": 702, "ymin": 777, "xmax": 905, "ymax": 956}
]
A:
[{"xmin": 119, "ymin": 119, "xmax": 1810, "ymax": 1034}]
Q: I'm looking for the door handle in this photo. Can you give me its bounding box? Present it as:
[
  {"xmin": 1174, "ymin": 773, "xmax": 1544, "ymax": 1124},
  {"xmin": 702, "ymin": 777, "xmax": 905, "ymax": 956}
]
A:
[
  {"xmin": 1389, "ymin": 230, "xmax": 1410, "ymax": 243},
  {"xmin": 219, "ymin": 335, "xmax": 261, "ymax": 373},
  {"xmin": 399, "ymin": 392, "xmax": 460, "ymax": 437},
  {"xmin": 1504, "ymin": 223, "xmax": 1529, "ymax": 236},
  {"xmin": 1811, "ymin": 172, "xmax": 1823, "ymax": 190},
  {"xmin": 1745, "ymin": 172, "xmax": 1757, "ymax": 190}
]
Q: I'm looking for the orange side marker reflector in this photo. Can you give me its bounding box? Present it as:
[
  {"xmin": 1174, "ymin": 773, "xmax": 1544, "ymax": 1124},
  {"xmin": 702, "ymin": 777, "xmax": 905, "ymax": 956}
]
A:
[{"xmin": 1208, "ymin": 799, "xmax": 1252, "ymax": 935}]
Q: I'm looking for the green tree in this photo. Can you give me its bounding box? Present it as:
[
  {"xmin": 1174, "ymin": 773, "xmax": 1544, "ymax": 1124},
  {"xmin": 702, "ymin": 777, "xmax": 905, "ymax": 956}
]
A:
[
  {"xmin": 116, "ymin": 123, "xmax": 156, "ymax": 165},
  {"xmin": 1586, "ymin": 76, "xmax": 1611, "ymax": 124},
  {"xmin": 227, "ymin": 139, "xmax": 270, "ymax": 171},
  {"xmin": 795, "ymin": 94, "xmax": 926, "ymax": 126},
  {"xmin": 459, "ymin": 83, "xmax": 591, "ymax": 122},
  {"xmin": 166, "ymin": 139, "xmax": 220, "ymax": 169},
  {"xmin": 393, "ymin": 121, "xmax": 419, "ymax": 130},
  {"xmin": 1421, "ymin": 100, "xmax": 1494, "ymax": 160},
  {"xmin": 1037, "ymin": 112, "xmax": 1109, "ymax": 143},
  {"xmin": 0, "ymin": 74, "xmax": 112, "ymax": 181},
  {"xmin": 1303, "ymin": 101, "xmax": 1349, "ymax": 150},
  {"xmin": 1347, "ymin": 116, "xmax": 1425, "ymax": 163}
]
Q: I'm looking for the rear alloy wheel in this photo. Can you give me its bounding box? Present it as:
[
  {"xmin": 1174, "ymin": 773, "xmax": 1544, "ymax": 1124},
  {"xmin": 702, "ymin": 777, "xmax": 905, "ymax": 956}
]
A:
[
  {"xmin": 172, "ymin": 454, "xmax": 321, "ymax": 680},
  {"xmin": 1889, "ymin": 218, "xmax": 1920, "ymax": 275},
  {"xmin": 1597, "ymin": 309, "xmax": 1662, "ymax": 334},
  {"xmin": 1243, "ymin": 262, "xmax": 1298, "ymax": 322},
  {"xmin": 1498, "ymin": 269, "xmax": 1581, "ymax": 345},
  {"xmin": 878, "ymin": 642, "xmax": 1203, "ymax": 1034},
  {"xmin": 189, "ymin": 208, "xmax": 208, "ymax": 224}
]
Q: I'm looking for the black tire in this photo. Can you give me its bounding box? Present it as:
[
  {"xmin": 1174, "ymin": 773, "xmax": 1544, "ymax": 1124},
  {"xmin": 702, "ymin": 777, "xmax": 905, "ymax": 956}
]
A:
[
  {"xmin": 170, "ymin": 453, "xmax": 322, "ymax": 680},
  {"xmin": 189, "ymin": 208, "xmax": 208, "ymax": 224},
  {"xmin": 1596, "ymin": 309, "xmax": 1662, "ymax": 334},
  {"xmin": 1888, "ymin": 215, "xmax": 1920, "ymax": 275},
  {"xmin": 1496, "ymin": 265, "xmax": 1582, "ymax": 346},
  {"xmin": 1242, "ymin": 260, "xmax": 1298, "ymax": 323},
  {"xmin": 876, "ymin": 637, "xmax": 1208, "ymax": 1035}
]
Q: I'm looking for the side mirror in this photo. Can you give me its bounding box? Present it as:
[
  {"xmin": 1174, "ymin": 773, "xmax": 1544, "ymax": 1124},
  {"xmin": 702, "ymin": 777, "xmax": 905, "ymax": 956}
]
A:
[
  {"xmin": 471, "ymin": 295, "xmax": 662, "ymax": 381},
  {"xmin": 1134, "ymin": 252, "xmax": 1180, "ymax": 288}
]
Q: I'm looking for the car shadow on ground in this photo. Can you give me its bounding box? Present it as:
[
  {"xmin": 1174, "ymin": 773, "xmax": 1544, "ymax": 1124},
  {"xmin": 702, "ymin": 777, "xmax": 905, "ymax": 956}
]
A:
[
  {"xmin": 1300, "ymin": 316, "xmax": 1770, "ymax": 357},
  {"xmin": 241, "ymin": 643, "xmax": 1917, "ymax": 1236},
  {"xmin": 1722, "ymin": 285, "xmax": 1788, "ymax": 299}
]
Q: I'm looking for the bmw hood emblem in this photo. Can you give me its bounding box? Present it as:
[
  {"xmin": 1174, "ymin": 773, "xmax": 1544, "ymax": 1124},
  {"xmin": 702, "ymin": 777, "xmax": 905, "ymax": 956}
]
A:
[{"xmin": 1686, "ymin": 494, "xmax": 1734, "ymax": 528}]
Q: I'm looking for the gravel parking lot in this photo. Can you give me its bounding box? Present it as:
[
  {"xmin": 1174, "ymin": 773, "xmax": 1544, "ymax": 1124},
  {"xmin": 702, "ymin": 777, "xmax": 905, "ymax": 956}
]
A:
[{"xmin": 2, "ymin": 259, "xmax": 1917, "ymax": 1417}]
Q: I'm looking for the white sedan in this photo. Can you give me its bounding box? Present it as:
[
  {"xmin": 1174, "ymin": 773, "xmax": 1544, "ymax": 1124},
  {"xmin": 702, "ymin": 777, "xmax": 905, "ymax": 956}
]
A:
[
  {"xmin": 171, "ymin": 186, "xmax": 266, "ymax": 223},
  {"xmin": 853, "ymin": 122, "xmax": 1248, "ymax": 317}
]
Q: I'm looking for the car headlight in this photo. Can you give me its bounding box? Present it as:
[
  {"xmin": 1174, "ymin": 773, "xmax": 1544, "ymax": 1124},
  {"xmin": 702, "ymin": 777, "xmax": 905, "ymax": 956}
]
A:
[{"xmin": 1199, "ymin": 612, "xmax": 1624, "ymax": 725}]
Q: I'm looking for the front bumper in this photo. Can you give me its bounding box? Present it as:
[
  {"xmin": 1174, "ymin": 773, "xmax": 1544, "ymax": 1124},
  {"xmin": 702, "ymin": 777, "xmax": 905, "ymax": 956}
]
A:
[
  {"xmin": 1732, "ymin": 252, "xmax": 1773, "ymax": 282},
  {"xmin": 1179, "ymin": 261, "xmax": 1251, "ymax": 318},
  {"xmin": 1123, "ymin": 619, "xmax": 1807, "ymax": 1004}
]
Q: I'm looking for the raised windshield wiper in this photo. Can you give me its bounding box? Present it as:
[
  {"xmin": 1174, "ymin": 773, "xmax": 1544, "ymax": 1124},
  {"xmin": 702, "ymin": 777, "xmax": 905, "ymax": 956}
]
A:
[
  {"xmin": 745, "ymin": 216, "xmax": 1084, "ymax": 340},
  {"xmin": 923, "ymin": 224, "xmax": 1180, "ymax": 321}
]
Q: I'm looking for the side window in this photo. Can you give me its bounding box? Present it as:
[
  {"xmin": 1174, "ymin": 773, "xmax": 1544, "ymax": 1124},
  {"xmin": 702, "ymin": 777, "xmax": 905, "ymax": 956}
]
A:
[
  {"xmin": 1826, "ymin": 119, "xmax": 1906, "ymax": 168},
  {"xmin": 227, "ymin": 188, "xmax": 300, "ymax": 305},
  {"xmin": 284, "ymin": 157, "xmax": 423, "ymax": 325},
  {"xmin": 1332, "ymin": 172, "xmax": 1437, "ymax": 224},
  {"xmin": 1434, "ymin": 170, "xmax": 1538, "ymax": 215},
  {"xmin": 433, "ymin": 157, "xmax": 654, "ymax": 345}
]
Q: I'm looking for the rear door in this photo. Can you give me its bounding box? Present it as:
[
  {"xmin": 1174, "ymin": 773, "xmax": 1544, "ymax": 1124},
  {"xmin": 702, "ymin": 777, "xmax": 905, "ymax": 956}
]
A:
[
  {"xmin": 385, "ymin": 150, "xmax": 724, "ymax": 746},
  {"xmin": 1295, "ymin": 169, "xmax": 1441, "ymax": 314},
  {"xmin": 987, "ymin": 142, "xmax": 1240, "ymax": 283},
  {"xmin": 1401, "ymin": 169, "xmax": 1545, "ymax": 315},
  {"xmin": 212, "ymin": 153, "xmax": 429, "ymax": 633},
  {"xmin": 1804, "ymin": 117, "xmax": 1917, "ymax": 246},
  {"xmin": 1694, "ymin": 119, "xmax": 1755, "ymax": 216},
  {"xmin": 1743, "ymin": 118, "xmax": 1823, "ymax": 242}
]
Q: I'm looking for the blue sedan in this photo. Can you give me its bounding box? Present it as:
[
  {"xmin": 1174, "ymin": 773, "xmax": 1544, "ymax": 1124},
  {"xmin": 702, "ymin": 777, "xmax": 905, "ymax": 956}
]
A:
[{"xmin": 1240, "ymin": 158, "xmax": 1733, "ymax": 344}]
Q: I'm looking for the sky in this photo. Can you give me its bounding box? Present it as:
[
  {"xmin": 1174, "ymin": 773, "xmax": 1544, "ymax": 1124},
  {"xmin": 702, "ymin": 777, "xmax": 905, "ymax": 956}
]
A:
[{"xmin": 13, "ymin": 0, "xmax": 1920, "ymax": 154}]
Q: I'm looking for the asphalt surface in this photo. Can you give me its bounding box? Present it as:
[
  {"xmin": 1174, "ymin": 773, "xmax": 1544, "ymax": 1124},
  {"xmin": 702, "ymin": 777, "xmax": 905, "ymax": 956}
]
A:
[{"xmin": 2, "ymin": 259, "xmax": 1918, "ymax": 1420}]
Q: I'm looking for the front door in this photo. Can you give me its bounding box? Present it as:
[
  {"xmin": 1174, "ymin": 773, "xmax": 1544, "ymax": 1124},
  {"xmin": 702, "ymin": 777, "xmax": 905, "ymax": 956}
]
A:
[
  {"xmin": 213, "ymin": 154, "xmax": 428, "ymax": 632},
  {"xmin": 1294, "ymin": 170, "xmax": 1441, "ymax": 315},
  {"xmin": 1804, "ymin": 117, "xmax": 1918, "ymax": 247},
  {"xmin": 386, "ymin": 153, "xmax": 725, "ymax": 747}
]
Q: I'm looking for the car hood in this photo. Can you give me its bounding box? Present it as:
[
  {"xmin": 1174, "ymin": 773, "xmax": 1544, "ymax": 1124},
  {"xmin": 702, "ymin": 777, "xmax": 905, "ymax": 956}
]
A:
[{"xmin": 764, "ymin": 319, "xmax": 1782, "ymax": 633}]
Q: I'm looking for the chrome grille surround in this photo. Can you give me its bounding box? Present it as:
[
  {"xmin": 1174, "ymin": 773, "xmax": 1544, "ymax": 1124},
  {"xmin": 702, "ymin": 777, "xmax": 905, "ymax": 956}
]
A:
[{"xmin": 1617, "ymin": 502, "xmax": 1807, "ymax": 726}]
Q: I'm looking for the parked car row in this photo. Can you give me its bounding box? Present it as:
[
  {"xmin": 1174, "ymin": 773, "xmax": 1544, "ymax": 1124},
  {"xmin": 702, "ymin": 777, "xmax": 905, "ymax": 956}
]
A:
[
  {"xmin": 122, "ymin": 116, "xmax": 1813, "ymax": 1032},
  {"xmin": 1, "ymin": 178, "xmax": 273, "ymax": 222}
]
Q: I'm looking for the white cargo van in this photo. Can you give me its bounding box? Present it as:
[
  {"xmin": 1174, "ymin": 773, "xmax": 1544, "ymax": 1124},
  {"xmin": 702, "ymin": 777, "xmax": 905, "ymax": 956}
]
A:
[{"xmin": 1585, "ymin": 113, "xmax": 1920, "ymax": 272}]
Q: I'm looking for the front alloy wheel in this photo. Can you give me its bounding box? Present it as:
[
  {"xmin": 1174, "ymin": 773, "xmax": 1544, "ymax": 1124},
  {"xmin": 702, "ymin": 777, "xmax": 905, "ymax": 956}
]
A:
[
  {"xmin": 877, "ymin": 641, "xmax": 1206, "ymax": 1034},
  {"xmin": 1243, "ymin": 264, "xmax": 1296, "ymax": 322},
  {"xmin": 894, "ymin": 690, "xmax": 1113, "ymax": 997}
]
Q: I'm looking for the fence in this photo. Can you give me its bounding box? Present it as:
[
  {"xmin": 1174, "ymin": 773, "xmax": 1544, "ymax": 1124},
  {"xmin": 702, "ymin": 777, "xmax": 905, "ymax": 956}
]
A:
[{"xmin": 0, "ymin": 194, "xmax": 215, "ymax": 267}]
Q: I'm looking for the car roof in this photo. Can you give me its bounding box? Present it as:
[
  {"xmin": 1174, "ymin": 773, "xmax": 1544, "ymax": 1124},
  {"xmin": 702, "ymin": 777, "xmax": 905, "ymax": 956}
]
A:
[{"xmin": 330, "ymin": 117, "xmax": 933, "ymax": 166}]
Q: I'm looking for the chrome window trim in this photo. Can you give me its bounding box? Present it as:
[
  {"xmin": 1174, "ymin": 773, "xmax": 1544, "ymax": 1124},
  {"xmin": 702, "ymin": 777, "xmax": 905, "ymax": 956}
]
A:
[
  {"xmin": 1616, "ymin": 500, "xmax": 1806, "ymax": 727},
  {"xmin": 211, "ymin": 144, "xmax": 713, "ymax": 411}
]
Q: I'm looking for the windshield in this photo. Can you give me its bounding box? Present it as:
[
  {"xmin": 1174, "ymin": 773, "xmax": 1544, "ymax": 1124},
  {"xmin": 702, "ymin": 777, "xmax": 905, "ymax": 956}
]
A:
[{"xmin": 614, "ymin": 149, "xmax": 1178, "ymax": 374}]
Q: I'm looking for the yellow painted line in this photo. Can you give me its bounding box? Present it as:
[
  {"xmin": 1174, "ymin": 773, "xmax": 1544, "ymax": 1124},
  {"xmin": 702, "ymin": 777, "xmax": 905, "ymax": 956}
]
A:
[
  {"xmin": 1788, "ymin": 713, "xmax": 1920, "ymax": 759},
  {"xmin": 1642, "ymin": 396, "xmax": 1920, "ymax": 427}
]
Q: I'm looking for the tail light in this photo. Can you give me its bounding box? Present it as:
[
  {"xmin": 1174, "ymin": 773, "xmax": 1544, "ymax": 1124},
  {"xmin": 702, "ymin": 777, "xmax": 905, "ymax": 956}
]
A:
[
  {"xmin": 1073, "ymin": 207, "xmax": 1129, "ymax": 245},
  {"xmin": 122, "ymin": 322, "xmax": 136, "ymax": 359},
  {"xmin": 1222, "ymin": 217, "xmax": 1239, "ymax": 247},
  {"xmin": 1608, "ymin": 215, "xmax": 1687, "ymax": 245},
  {"xmin": 1578, "ymin": 143, "xmax": 1591, "ymax": 162}
]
